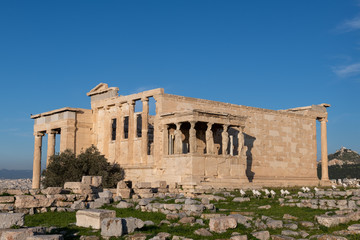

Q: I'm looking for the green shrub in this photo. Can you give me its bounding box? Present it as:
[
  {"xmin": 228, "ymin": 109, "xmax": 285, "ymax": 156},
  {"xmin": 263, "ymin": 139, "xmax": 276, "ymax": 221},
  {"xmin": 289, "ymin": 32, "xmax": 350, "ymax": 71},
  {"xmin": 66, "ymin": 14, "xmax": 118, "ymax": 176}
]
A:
[{"xmin": 42, "ymin": 146, "xmax": 124, "ymax": 188}]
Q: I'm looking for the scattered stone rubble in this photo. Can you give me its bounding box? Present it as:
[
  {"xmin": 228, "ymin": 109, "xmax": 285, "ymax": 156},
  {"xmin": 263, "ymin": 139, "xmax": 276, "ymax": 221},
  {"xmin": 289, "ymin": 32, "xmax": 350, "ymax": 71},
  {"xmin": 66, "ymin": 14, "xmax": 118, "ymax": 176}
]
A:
[{"xmin": 1, "ymin": 177, "xmax": 360, "ymax": 239}]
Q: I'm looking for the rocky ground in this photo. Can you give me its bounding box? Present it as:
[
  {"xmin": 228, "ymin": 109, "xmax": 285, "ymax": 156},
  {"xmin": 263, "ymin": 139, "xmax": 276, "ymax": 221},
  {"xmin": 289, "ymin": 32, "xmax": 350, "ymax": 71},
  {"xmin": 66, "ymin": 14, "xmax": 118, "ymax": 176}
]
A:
[
  {"xmin": 1, "ymin": 179, "xmax": 360, "ymax": 239},
  {"xmin": 0, "ymin": 178, "xmax": 32, "ymax": 190}
]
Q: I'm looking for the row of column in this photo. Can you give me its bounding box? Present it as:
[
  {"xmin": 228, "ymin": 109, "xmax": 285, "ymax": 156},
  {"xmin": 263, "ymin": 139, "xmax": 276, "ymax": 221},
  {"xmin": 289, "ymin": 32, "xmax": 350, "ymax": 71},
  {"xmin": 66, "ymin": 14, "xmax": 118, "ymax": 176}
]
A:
[
  {"xmin": 32, "ymin": 129, "xmax": 59, "ymax": 189},
  {"xmin": 111, "ymin": 97, "xmax": 149, "ymax": 165},
  {"xmin": 168, "ymin": 121, "xmax": 245, "ymax": 156},
  {"xmin": 32, "ymin": 127, "xmax": 75, "ymax": 189}
]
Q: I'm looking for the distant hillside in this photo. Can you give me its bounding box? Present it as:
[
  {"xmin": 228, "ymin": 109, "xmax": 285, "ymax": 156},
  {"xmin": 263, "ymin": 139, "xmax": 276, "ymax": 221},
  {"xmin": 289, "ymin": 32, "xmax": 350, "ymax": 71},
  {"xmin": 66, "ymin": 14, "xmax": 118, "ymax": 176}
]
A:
[
  {"xmin": 317, "ymin": 147, "xmax": 360, "ymax": 179},
  {"xmin": 328, "ymin": 147, "xmax": 360, "ymax": 165},
  {"xmin": 0, "ymin": 169, "xmax": 32, "ymax": 179}
]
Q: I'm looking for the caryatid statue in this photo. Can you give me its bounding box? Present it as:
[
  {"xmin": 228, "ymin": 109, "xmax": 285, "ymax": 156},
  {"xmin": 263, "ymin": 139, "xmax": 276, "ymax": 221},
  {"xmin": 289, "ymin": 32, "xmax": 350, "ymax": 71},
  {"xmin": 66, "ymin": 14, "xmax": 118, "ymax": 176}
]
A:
[
  {"xmin": 238, "ymin": 127, "xmax": 246, "ymax": 157},
  {"xmin": 206, "ymin": 123, "xmax": 214, "ymax": 154},
  {"xmin": 174, "ymin": 123, "xmax": 182, "ymax": 154},
  {"xmin": 221, "ymin": 125, "xmax": 229, "ymax": 155}
]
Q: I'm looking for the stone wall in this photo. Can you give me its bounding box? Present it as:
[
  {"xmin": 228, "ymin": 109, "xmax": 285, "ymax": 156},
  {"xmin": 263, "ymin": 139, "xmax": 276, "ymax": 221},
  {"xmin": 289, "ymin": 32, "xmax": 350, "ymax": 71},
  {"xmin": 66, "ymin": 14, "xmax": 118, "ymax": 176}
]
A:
[{"xmin": 158, "ymin": 94, "xmax": 319, "ymax": 186}]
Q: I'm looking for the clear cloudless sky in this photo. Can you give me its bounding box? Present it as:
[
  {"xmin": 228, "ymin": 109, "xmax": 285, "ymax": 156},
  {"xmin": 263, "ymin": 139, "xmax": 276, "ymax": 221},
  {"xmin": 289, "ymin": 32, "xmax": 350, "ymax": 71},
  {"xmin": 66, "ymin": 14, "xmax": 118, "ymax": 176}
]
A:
[{"xmin": 0, "ymin": 0, "xmax": 359, "ymax": 170}]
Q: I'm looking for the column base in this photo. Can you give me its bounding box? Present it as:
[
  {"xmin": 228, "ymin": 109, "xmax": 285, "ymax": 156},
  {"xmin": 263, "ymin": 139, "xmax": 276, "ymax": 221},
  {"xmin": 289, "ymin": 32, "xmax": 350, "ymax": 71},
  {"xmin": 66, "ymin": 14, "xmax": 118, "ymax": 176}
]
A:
[{"xmin": 319, "ymin": 179, "xmax": 331, "ymax": 186}]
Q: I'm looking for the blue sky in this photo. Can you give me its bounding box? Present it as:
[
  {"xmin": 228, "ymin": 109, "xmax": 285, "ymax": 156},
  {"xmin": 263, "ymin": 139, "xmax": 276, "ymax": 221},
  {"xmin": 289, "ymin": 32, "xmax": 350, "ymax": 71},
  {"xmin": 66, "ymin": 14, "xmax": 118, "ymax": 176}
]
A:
[{"xmin": 0, "ymin": 1, "xmax": 359, "ymax": 170}]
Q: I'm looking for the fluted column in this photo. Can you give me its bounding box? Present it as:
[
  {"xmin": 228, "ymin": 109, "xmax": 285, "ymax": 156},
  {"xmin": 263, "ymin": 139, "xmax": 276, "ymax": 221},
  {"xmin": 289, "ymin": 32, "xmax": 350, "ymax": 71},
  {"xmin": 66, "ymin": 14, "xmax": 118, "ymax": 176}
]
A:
[
  {"xmin": 206, "ymin": 123, "xmax": 214, "ymax": 154},
  {"xmin": 189, "ymin": 121, "xmax": 196, "ymax": 153},
  {"xmin": 222, "ymin": 124, "xmax": 229, "ymax": 156},
  {"xmin": 320, "ymin": 118, "xmax": 329, "ymax": 181},
  {"xmin": 142, "ymin": 98, "xmax": 149, "ymax": 163},
  {"xmin": 128, "ymin": 100, "xmax": 135, "ymax": 164},
  {"xmin": 46, "ymin": 130, "xmax": 56, "ymax": 167},
  {"xmin": 32, "ymin": 132, "xmax": 44, "ymax": 189}
]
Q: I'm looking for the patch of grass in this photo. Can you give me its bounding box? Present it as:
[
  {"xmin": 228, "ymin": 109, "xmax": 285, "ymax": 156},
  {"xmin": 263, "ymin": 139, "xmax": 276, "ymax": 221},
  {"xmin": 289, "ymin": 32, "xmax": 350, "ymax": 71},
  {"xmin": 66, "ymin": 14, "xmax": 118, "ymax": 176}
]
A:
[
  {"xmin": 0, "ymin": 193, "xmax": 13, "ymax": 196},
  {"xmin": 25, "ymin": 211, "xmax": 100, "ymax": 240},
  {"xmin": 150, "ymin": 197, "xmax": 176, "ymax": 204},
  {"xmin": 25, "ymin": 211, "xmax": 76, "ymax": 228}
]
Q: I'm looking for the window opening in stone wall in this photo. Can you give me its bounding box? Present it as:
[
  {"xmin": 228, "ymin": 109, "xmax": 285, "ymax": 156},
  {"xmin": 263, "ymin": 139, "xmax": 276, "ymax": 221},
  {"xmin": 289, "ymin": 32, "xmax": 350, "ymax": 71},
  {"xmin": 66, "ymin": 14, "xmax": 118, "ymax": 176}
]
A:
[
  {"xmin": 134, "ymin": 99, "xmax": 143, "ymax": 113},
  {"xmin": 181, "ymin": 122, "xmax": 190, "ymax": 154},
  {"xmin": 124, "ymin": 116, "xmax": 129, "ymax": 139},
  {"xmin": 195, "ymin": 122, "xmax": 207, "ymax": 154},
  {"xmin": 148, "ymin": 124, "xmax": 154, "ymax": 155},
  {"xmin": 111, "ymin": 118, "xmax": 117, "ymax": 141},
  {"xmin": 212, "ymin": 124, "xmax": 223, "ymax": 155},
  {"xmin": 136, "ymin": 114, "xmax": 142, "ymax": 138},
  {"xmin": 55, "ymin": 132, "xmax": 60, "ymax": 154},
  {"xmin": 228, "ymin": 127, "xmax": 239, "ymax": 156},
  {"xmin": 148, "ymin": 97, "xmax": 156, "ymax": 116}
]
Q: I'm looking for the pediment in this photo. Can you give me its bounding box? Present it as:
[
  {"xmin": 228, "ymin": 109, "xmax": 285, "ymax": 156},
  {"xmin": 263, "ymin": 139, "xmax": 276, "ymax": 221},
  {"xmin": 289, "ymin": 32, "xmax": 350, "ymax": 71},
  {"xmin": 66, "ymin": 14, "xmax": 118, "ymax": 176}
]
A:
[{"xmin": 89, "ymin": 83, "xmax": 108, "ymax": 93}]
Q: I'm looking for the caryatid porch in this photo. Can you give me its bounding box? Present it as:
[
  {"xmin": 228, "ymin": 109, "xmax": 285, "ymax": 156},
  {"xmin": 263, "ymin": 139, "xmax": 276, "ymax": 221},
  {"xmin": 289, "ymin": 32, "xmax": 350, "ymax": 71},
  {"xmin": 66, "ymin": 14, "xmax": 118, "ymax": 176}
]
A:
[{"xmin": 160, "ymin": 110, "xmax": 249, "ymax": 184}]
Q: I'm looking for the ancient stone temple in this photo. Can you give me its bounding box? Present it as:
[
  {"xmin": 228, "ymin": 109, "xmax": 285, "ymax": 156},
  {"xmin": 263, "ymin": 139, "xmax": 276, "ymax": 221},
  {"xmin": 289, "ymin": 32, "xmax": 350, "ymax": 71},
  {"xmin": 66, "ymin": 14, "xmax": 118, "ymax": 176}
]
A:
[{"xmin": 30, "ymin": 83, "xmax": 330, "ymax": 189}]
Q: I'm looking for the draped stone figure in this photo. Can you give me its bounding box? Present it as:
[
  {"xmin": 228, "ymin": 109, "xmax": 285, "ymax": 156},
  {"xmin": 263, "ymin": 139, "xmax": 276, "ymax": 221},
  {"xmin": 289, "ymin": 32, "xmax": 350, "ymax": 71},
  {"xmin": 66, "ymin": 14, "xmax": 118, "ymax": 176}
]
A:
[
  {"xmin": 206, "ymin": 123, "xmax": 214, "ymax": 154},
  {"xmin": 221, "ymin": 125, "xmax": 229, "ymax": 155},
  {"xmin": 238, "ymin": 127, "xmax": 246, "ymax": 158},
  {"xmin": 174, "ymin": 123, "xmax": 182, "ymax": 154}
]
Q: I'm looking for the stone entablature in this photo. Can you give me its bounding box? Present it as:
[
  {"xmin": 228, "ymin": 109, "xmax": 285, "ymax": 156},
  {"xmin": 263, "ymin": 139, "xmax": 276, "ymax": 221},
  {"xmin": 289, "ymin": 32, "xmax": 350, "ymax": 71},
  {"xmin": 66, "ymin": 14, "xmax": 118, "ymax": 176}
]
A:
[{"xmin": 30, "ymin": 83, "xmax": 331, "ymax": 189}]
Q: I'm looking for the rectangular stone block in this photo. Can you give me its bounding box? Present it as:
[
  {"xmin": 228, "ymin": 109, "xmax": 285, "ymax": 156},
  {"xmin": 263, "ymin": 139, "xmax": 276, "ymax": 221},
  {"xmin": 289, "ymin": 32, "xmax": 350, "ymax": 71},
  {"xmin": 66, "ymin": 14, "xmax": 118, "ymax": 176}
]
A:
[
  {"xmin": 151, "ymin": 181, "xmax": 167, "ymax": 188},
  {"xmin": 91, "ymin": 176, "xmax": 102, "ymax": 187},
  {"xmin": 26, "ymin": 235, "xmax": 63, "ymax": 240},
  {"xmin": 101, "ymin": 218, "xmax": 123, "ymax": 237},
  {"xmin": 41, "ymin": 187, "xmax": 62, "ymax": 195},
  {"xmin": 0, "ymin": 213, "xmax": 25, "ymax": 229},
  {"xmin": 117, "ymin": 189, "xmax": 131, "ymax": 199},
  {"xmin": 134, "ymin": 189, "xmax": 153, "ymax": 194},
  {"xmin": 117, "ymin": 181, "xmax": 129, "ymax": 190},
  {"xmin": 0, "ymin": 204, "xmax": 14, "ymax": 211},
  {"xmin": 157, "ymin": 188, "xmax": 169, "ymax": 193},
  {"xmin": 0, "ymin": 196, "xmax": 15, "ymax": 203},
  {"xmin": 76, "ymin": 209, "xmax": 116, "ymax": 229},
  {"xmin": 135, "ymin": 182, "xmax": 151, "ymax": 189},
  {"xmin": 0, "ymin": 228, "xmax": 33, "ymax": 240},
  {"xmin": 81, "ymin": 176, "xmax": 92, "ymax": 185}
]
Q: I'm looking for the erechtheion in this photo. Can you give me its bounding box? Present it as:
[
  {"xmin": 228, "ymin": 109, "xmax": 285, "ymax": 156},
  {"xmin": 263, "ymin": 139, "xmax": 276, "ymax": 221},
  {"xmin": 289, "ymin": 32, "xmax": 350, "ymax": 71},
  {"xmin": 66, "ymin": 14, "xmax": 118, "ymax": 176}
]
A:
[{"xmin": 31, "ymin": 83, "xmax": 330, "ymax": 189}]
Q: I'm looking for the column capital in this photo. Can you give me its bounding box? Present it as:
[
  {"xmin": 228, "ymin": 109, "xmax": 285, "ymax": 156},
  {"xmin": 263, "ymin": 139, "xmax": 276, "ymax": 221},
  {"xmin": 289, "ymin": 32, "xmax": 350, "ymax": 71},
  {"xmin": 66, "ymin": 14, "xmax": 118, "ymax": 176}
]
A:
[
  {"xmin": 189, "ymin": 121, "xmax": 196, "ymax": 128},
  {"xmin": 34, "ymin": 132, "xmax": 45, "ymax": 137},
  {"xmin": 175, "ymin": 122, "xmax": 181, "ymax": 129},
  {"xmin": 46, "ymin": 129, "xmax": 58, "ymax": 135},
  {"xmin": 207, "ymin": 122, "xmax": 213, "ymax": 128},
  {"xmin": 318, "ymin": 117, "xmax": 328, "ymax": 123},
  {"xmin": 141, "ymin": 97, "xmax": 149, "ymax": 102},
  {"xmin": 223, "ymin": 124, "xmax": 229, "ymax": 131},
  {"xmin": 128, "ymin": 100, "xmax": 135, "ymax": 106}
]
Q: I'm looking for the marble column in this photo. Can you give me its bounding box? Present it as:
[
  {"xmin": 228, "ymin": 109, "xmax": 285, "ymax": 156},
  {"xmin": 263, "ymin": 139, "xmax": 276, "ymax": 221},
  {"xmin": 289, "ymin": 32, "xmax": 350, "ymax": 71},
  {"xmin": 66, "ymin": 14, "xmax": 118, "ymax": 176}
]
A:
[
  {"xmin": 222, "ymin": 124, "xmax": 229, "ymax": 156},
  {"xmin": 206, "ymin": 123, "xmax": 214, "ymax": 154},
  {"xmin": 142, "ymin": 98, "xmax": 149, "ymax": 163},
  {"xmin": 174, "ymin": 123, "xmax": 182, "ymax": 154},
  {"xmin": 32, "ymin": 132, "xmax": 44, "ymax": 189},
  {"xmin": 320, "ymin": 118, "xmax": 329, "ymax": 181},
  {"xmin": 189, "ymin": 121, "xmax": 197, "ymax": 153},
  {"xmin": 127, "ymin": 100, "xmax": 135, "ymax": 164},
  {"xmin": 165, "ymin": 124, "xmax": 170, "ymax": 155},
  {"xmin": 46, "ymin": 130, "xmax": 56, "ymax": 167}
]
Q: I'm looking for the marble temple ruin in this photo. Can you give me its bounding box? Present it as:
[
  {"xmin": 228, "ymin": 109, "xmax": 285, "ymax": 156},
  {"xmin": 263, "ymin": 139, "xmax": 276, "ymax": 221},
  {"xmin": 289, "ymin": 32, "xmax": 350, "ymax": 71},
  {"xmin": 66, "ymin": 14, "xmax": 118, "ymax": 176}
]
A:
[{"xmin": 30, "ymin": 83, "xmax": 331, "ymax": 189}]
